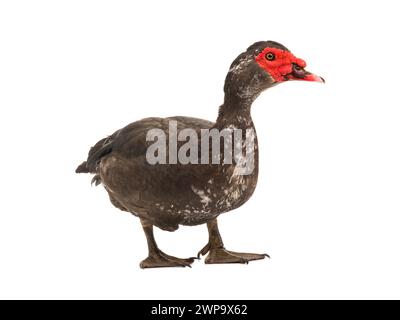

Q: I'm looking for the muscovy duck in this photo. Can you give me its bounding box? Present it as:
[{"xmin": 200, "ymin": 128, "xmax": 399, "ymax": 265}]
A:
[{"xmin": 76, "ymin": 41, "xmax": 324, "ymax": 268}]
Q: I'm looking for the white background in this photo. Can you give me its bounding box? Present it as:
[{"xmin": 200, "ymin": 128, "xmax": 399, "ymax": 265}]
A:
[{"xmin": 1, "ymin": 0, "xmax": 399, "ymax": 300}]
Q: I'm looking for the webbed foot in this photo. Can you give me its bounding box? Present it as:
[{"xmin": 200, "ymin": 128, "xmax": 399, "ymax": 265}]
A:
[
  {"xmin": 198, "ymin": 243, "xmax": 268, "ymax": 264},
  {"xmin": 198, "ymin": 219, "xmax": 269, "ymax": 265},
  {"xmin": 140, "ymin": 250, "xmax": 196, "ymax": 269}
]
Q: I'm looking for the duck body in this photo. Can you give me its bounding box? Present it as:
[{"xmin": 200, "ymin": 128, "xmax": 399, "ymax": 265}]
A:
[{"xmin": 82, "ymin": 115, "xmax": 258, "ymax": 231}]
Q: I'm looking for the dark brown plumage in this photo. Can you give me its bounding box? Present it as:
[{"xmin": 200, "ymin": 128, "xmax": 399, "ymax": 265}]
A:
[{"xmin": 76, "ymin": 41, "xmax": 323, "ymax": 268}]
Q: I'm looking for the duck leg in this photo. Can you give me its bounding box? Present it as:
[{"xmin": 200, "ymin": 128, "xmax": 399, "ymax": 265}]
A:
[
  {"xmin": 139, "ymin": 219, "xmax": 195, "ymax": 269},
  {"xmin": 198, "ymin": 219, "xmax": 269, "ymax": 264}
]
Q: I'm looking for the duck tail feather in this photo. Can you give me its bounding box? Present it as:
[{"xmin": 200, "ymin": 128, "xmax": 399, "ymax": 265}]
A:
[
  {"xmin": 91, "ymin": 174, "xmax": 102, "ymax": 186},
  {"xmin": 75, "ymin": 161, "xmax": 89, "ymax": 173}
]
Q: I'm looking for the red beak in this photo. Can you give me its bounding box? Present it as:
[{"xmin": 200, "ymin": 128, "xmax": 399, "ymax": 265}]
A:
[
  {"xmin": 290, "ymin": 64, "xmax": 325, "ymax": 83},
  {"xmin": 302, "ymin": 72, "xmax": 325, "ymax": 83}
]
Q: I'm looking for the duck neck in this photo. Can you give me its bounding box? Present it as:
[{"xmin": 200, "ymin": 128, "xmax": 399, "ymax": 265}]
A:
[{"xmin": 216, "ymin": 95, "xmax": 256, "ymax": 129}]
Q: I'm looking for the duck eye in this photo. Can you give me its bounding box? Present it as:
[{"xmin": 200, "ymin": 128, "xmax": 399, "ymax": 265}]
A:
[{"xmin": 265, "ymin": 52, "xmax": 275, "ymax": 61}]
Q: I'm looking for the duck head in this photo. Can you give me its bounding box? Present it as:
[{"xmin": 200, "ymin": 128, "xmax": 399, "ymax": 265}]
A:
[{"xmin": 224, "ymin": 41, "xmax": 324, "ymax": 104}]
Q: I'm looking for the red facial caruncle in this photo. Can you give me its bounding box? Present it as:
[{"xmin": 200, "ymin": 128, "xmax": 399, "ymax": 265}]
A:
[{"xmin": 255, "ymin": 47, "xmax": 324, "ymax": 83}]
